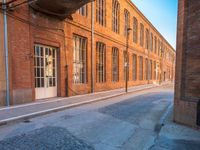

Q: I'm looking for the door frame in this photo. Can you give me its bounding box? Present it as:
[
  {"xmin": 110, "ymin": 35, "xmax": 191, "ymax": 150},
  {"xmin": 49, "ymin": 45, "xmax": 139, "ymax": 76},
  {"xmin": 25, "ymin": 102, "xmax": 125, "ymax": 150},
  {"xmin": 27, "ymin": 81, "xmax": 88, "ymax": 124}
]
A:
[{"xmin": 34, "ymin": 44, "xmax": 58, "ymax": 100}]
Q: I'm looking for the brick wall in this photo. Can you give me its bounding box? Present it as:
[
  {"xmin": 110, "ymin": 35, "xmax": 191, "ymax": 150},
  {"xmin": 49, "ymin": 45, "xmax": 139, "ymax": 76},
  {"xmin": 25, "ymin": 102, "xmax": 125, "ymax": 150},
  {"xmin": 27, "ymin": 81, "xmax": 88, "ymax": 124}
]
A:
[
  {"xmin": 67, "ymin": 0, "xmax": 176, "ymax": 95},
  {"xmin": 174, "ymin": 0, "xmax": 200, "ymax": 128},
  {"xmin": 0, "ymin": 12, "xmax": 6, "ymax": 106},
  {"xmin": 2, "ymin": 0, "xmax": 175, "ymax": 105},
  {"xmin": 7, "ymin": 3, "xmax": 66, "ymax": 105}
]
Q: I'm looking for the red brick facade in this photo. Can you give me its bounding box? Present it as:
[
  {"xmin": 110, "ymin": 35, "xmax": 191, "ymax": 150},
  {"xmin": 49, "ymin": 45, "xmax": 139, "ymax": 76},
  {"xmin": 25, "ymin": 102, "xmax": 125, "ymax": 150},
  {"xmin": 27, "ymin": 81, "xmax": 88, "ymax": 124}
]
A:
[
  {"xmin": 174, "ymin": 0, "xmax": 200, "ymax": 128},
  {"xmin": 0, "ymin": 0, "xmax": 175, "ymax": 106},
  {"xmin": 0, "ymin": 12, "xmax": 6, "ymax": 106}
]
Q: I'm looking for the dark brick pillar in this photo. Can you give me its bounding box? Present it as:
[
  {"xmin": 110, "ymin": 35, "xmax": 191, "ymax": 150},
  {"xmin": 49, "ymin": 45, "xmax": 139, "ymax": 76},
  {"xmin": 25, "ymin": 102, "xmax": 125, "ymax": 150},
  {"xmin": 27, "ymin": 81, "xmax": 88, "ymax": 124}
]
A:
[{"xmin": 174, "ymin": 0, "xmax": 200, "ymax": 128}]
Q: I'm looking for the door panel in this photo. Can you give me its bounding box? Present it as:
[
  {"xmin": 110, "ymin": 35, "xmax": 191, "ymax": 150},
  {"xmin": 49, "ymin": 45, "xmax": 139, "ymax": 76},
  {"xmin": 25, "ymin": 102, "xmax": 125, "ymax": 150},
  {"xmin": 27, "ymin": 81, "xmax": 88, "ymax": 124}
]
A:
[{"xmin": 34, "ymin": 45, "xmax": 57, "ymax": 99}]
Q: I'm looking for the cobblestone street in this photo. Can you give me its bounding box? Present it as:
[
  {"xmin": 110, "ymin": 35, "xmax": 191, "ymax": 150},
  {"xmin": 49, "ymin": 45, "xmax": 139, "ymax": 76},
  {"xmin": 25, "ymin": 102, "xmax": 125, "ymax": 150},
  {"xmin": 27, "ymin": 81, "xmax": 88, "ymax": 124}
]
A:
[{"xmin": 0, "ymin": 85, "xmax": 199, "ymax": 150}]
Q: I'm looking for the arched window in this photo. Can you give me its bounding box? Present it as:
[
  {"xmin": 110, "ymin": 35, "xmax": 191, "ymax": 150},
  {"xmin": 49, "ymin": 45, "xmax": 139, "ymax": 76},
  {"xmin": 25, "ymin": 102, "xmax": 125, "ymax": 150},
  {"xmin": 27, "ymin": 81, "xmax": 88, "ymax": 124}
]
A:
[
  {"xmin": 124, "ymin": 9, "xmax": 130, "ymax": 37},
  {"xmin": 132, "ymin": 54, "xmax": 137, "ymax": 81},
  {"xmin": 112, "ymin": 47, "xmax": 119, "ymax": 82},
  {"xmin": 96, "ymin": 0, "xmax": 106, "ymax": 26},
  {"xmin": 139, "ymin": 56, "xmax": 143, "ymax": 80},
  {"xmin": 78, "ymin": 4, "xmax": 88, "ymax": 17},
  {"xmin": 158, "ymin": 39, "xmax": 160, "ymax": 56},
  {"xmin": 133, "ymin": 17, "xmax": 138, "ymax": 43},
  {"xmin": 154, "ymin": 36, "xmax": 157, "ymax": 54},
  {"xmin": 140, "ymin": 23, "xmax": 144, "ymax": 47},
  {"xmin": 96, "ymin": 42, "xmax": 106, "ymax": 83},
  {"xmin": 73, "ymin": 35, "xmax": 87, "ymax": 84},
  {"xmin": 150, "ymin": 33, "xmax": 153, "ymax": 51},
  {"xmin": 112, "ymin": 0, "xmax": 120, "ymax": 33},
  {"xmin": 145, "ymin": 29, "xmax": 149, "ymax": 49}
]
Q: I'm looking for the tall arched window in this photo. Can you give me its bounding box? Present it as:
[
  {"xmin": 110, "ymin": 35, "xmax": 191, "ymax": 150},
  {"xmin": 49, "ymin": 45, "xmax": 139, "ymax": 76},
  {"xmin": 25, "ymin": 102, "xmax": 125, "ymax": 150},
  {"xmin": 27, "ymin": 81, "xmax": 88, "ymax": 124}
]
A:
[
  {"xmin": 154, "ymin": 36, "xmax": 157, "ymax": 54},
  {"xmin": 78, "ymin": 4, "xmax": 88, "ymax": 17},
  {"xmin": 150, "ymin": 33, "xmax": 153, "ymax": 51},
  {"xmin": 112, "ymin": 0, "xmax": 120, "ymax": 33},
  {"xmin": 133, "ymin": 17, "xmax": 138, "ymax": 43},
  {"xmin": 124, "ymin": 9, "xmax": 130, "ymax": 37},
  {"xmin": 145, "ymin": 29, "xmax": 149, "ymax": 50},
  {"xmin": 96, "ymin": 0, "xmax": 106, "ymax": 26},
  {"xmin": 112, "ymin": 47, "xmax": 119, "ymax": 82},
  {"xmin": 139, "ymin": 56, "xmax": 143, "ymax": 80},
  {"xmin": 140, "ymin": 23, "xmax": 144, "ymax": 47},
  {"xmin": 96, "ymin": 42, "xmax": 106, "ymax": 83}
]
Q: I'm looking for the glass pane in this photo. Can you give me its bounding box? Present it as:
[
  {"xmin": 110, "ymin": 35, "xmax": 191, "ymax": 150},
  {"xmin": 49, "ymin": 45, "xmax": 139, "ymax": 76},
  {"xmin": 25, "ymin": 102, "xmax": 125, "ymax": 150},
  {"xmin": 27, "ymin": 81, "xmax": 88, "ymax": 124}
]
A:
[
  {"xmin": 40, "ymin": 47, "xmax": 43, "ymax": 56},
  {"xmin": 41, "ymin": 69, "xmax": 44, "ymax": 77},
  {"xmin": 37, "ymin": 68, "xmax": 40, "ymax": 77},
  {"xmin": 53, "ymin": 78, "xmax": 56, "ymax": 86},
  {"xmin": 49, "ymin": 78, "xmax": 53, "ymax": 87},
  {"xmin": 37, "ymin": 57, "xmax": 40, "ymax": 67},
  {"xmin": 41, "ymin": 78, "xmax": 44, "ymax": 87},
  {"xmin": 53, "ymin": 49, "xmax": 55, "ymax": 58},
  {"xmin": 37, "ymin": 78, "xmax": 40, "ymax": 87}
]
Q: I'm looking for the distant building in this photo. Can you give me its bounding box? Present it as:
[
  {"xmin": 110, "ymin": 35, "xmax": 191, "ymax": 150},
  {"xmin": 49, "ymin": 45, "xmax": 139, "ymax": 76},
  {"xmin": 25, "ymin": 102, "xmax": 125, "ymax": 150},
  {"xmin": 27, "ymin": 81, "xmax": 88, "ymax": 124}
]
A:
[
  {"xmin": 0, "ymin": 0, "xmax": 175, "ymax": 106},
  {"xmin": 174, "ymin": 0, "xmax": 200, "ymax": 128}
]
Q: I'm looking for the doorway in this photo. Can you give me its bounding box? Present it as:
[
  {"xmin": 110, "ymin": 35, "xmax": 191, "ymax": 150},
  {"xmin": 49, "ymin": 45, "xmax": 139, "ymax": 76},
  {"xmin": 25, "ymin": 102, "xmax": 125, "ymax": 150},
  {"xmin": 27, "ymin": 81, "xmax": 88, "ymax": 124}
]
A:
[{"xmin": 34, "ymin": 44, "xmax": 57, "ymax": 99}]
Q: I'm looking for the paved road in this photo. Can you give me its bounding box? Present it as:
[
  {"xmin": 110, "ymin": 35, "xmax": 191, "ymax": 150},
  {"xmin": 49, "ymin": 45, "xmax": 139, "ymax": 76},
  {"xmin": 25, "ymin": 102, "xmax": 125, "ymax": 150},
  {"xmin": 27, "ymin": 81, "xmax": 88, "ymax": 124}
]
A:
[{"xmin": 0, "ymin": 85, "xmax": 199, "ymax": 150}]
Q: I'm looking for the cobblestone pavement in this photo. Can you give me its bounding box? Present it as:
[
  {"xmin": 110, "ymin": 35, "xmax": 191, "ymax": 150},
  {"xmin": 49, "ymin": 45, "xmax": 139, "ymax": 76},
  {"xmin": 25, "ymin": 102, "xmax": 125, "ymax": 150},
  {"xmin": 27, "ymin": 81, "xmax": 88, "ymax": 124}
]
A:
[
  {"xmin": 0, "ymin": 127, "xmax": 94, "ymax": 150},
  {"xmin": 0, "ymin": 85, "xmax": 199, "ymax": 150}
]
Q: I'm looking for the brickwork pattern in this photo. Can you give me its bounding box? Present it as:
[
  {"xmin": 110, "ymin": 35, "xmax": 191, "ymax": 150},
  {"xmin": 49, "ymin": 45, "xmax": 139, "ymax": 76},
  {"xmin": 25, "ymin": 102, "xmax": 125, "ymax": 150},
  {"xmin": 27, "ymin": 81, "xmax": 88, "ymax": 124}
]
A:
[
  {"xmin": 0, "ymin": 13, "xmax": 6, "ymax": 106},
  {"xmin": 174, "ymin": 0, "xmax": 200, "ymax": 128},
  {"xmin": 0, "ymin": 0, "xmax": 175, "ymax": 105}
]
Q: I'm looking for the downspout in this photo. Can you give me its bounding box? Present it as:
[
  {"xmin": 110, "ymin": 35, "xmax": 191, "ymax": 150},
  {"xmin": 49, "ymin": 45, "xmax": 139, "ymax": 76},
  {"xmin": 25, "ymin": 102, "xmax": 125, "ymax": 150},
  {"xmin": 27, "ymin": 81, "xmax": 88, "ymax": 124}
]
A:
[
  {"xmin": 91, "ymin": 1, "xmax": 94, "ymax": 93},
  {"xmin": 2, "ymin": 0, "xmax": 10, "ymax": 106}
]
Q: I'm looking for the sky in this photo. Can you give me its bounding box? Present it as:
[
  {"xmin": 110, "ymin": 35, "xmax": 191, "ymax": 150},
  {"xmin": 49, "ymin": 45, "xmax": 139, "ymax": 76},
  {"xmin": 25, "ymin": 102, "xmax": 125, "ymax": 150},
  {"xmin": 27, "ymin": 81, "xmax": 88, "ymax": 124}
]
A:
[{"xmin": 131, "ymin": 0, "xmax": 178, "ymax": 49}]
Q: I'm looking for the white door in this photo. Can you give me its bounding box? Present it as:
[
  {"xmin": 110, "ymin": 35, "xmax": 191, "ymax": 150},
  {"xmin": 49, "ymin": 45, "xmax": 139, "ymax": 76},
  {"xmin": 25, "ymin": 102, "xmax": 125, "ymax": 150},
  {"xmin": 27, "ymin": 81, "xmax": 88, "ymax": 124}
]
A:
[{"xmin": 34, "ymin": 45, "xmax": 57, "ymax": 99}]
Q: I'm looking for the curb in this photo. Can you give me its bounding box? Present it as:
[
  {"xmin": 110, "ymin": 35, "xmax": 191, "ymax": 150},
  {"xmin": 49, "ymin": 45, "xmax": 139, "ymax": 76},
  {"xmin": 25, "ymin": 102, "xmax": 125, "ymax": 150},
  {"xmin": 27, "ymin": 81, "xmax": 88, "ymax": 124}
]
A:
[
  {"xmin": 154, "ymin": 103, "xmax": 173, "ymax": 133},
  {"xmin": 0, "ymin": 85, "xmax": 158, "ymax": 126}
]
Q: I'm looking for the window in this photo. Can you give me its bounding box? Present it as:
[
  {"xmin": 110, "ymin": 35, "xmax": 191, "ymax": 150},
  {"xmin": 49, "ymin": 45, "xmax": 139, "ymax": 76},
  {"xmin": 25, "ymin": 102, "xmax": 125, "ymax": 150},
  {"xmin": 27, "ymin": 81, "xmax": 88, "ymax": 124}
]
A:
[
  {"xmin": 133, "ymin": 17, "xmax": 138, "ymax": 43},
  {"xmin": 124, "ymin": 51, "xmax": 129, "ymax": 81},
  {"xmin": 132, "ymin": 54, "xmax": 137, "ymax": 81},
  {"xmin": 145, "ymin": 29, "xmax": 149, "ymax": 50},
  {"xmin": 154, "ymin": 61, "xmax": 156, "ymax": 80},
  {"xmin": 96, "ymin": 42, "xmax": 106, "ymax": 83},
  {"xmin": 112, "ymin": 47, "xmax": 119, "ymax": 82},
  {"xmin": 145, "ymin": 58, "xmax": 148, "ymax": 80},
  {"xmin": 154, "ymin": 36, "xmax": 157, "ymax": 54},
  {"xmin": 96, "ymin": 0, "xmax": 106, "ymax": 26},
  {"xmin": 124, "ymin": 9, "xmax": 130, "ymax": 37},
  {"xmin": 161, "ymin": 42, "xmax": 163, "ymax": 57},
  {"xmin": 73, "ymin": 35, "xmax": 87, "ymax": 84},
  {"xmin": 140, "ymin": 23, "xmax": 144, "ymax": 47},
  {"xmin": 78, "ymin": 5, "xmax": 88, "ymax": 16},
  {"xmin": 158, "ymin": 39, "xmax": 160, "ymax": 56},
  {"xmin": 150, "ymin": 33, "xmax": 153, "ymax": 51},
  {"xmin": 149, "ymin": 60, "xmax": 152, "ymax": 80},
  {"xmin": 112, "ymin": 0, "xmax": 120, "ymax": 33},
  {"xmin": 139, "ymin": 56, "xmax": 143, "ymax": 80}
]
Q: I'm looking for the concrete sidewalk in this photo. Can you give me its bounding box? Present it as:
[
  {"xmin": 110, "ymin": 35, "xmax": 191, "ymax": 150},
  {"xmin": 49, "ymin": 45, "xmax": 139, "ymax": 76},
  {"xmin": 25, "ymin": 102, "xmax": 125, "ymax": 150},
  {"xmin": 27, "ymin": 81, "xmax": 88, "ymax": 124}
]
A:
[
  {"xmin": 150, "ymin": 107, "xmax": 200, "ymax": 150},
  {"xmin": 0, "ymin": 84, "xmax": 158, "ymax": 126}
]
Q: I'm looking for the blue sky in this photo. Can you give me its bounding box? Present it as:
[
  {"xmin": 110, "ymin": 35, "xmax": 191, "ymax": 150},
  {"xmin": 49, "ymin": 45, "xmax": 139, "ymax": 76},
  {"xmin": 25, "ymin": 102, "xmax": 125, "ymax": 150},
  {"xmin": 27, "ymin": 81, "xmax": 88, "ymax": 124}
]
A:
[{"xmin": 131, "ymin": 0, "xmax": 178, "ymax": 49}]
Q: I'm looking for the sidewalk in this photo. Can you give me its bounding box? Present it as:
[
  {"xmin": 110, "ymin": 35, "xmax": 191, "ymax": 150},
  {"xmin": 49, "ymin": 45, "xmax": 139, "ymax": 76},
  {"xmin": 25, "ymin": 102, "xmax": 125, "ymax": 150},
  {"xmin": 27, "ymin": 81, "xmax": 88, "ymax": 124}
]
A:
[
  {"xmin": 151, "ymin": 107, "xmax": 200, "ymax": 150},
  {"xmin": 0, "ymin": 84, "xmax": 158, "ymax": 126}
]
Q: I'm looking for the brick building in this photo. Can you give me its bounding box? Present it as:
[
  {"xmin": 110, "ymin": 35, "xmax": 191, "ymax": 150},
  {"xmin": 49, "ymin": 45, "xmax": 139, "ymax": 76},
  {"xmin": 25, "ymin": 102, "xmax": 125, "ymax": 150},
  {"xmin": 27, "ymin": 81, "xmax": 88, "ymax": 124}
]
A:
[
  {"xmin": 174, "ymin": 0, "xmax": 200, "ymax": 128},
  {"xmin": 0, "ymin": 10, "xmax": 6, "ymax": 106},
  {"xmin": 0, "ymin": 0, "xmax": 175, "ymax": 106}
]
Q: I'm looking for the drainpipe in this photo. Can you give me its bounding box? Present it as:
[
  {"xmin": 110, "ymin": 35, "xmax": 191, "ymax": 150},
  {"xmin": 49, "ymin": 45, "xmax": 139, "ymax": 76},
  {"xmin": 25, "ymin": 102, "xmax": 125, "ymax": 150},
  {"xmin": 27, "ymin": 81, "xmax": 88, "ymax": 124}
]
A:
[
  {"xmin": 2, "ymin": 0, "xmax": 10, "ymax": 106},
  {"xmin": 91, "ymin": 1, "xmax": 94, "ymax": 93}
]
